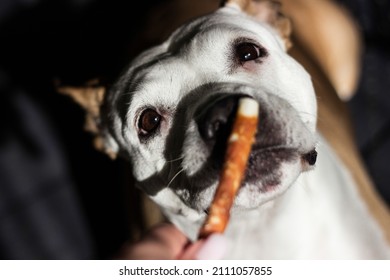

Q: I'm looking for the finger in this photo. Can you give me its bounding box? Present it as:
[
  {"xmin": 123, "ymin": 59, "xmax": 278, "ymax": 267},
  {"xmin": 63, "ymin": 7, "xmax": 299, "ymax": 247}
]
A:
[
  {"xmin": 178, "ymin": 239, "xmax": 205, "ymax": 260},
  {"xmin": 120, "ymin": 223, "xmax": 189, "ymax": 259}
]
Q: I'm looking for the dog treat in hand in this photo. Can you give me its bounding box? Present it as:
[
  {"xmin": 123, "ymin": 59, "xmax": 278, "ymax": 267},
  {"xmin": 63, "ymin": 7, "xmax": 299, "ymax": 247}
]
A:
[{"xmin": 199, "ymin": 97, "xmax": 259, "ymax": 239}]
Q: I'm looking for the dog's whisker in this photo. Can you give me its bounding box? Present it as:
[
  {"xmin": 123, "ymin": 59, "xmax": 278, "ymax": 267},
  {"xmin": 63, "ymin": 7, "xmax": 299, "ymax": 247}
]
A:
[
  {"xmin": 135, "ymin": 155, "xmax": 183, "ymax": 165},
  {"xmin": 166, "ymin": 156, "xmax": 185, "ymax": 163},
  {"xmin": 296, "ymin": 110, "xmax": 316, "ymax": 117},
  {"xmin": 166, "ymin": 168, "xmax": 185, "ymax": 189}
]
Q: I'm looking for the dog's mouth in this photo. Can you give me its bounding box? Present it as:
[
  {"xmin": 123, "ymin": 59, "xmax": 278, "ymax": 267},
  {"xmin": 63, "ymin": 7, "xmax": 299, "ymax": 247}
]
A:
[
  {"xmin": 195, "ymin": 92, "xmax": 316, "ymax": 184},
  {"xmin": 170, "ymin": 90, "xmax": 318, "ymax": 210}
]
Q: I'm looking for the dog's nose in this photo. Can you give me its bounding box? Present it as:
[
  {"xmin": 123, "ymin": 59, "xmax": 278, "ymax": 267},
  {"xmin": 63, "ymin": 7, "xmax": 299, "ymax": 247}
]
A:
[{"xmin": 196, "ymin": 95, "xmax": 243, "ymax": 144}]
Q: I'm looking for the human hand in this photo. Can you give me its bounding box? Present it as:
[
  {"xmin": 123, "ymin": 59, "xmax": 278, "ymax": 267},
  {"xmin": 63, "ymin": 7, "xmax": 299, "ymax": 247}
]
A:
[{"xmin": 118, "ymin": 223, "xmax": 228, "ymax": 260}]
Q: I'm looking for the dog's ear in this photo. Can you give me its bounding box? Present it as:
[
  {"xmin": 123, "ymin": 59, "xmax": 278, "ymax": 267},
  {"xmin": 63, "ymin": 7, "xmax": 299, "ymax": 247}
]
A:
[
  {"xmin": 58, "ymin": 80, "xmax": 118, "ymax": 159},
  {"xmin": 221, "ymin": 0, "xmax": 292, "ymax": 50}
]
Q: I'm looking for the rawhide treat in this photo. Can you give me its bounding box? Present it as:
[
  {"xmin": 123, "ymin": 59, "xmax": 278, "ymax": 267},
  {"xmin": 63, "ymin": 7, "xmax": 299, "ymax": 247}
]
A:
[{"xmin": 199, "ymin": 97, "xmax": 259, "ymax": 238}]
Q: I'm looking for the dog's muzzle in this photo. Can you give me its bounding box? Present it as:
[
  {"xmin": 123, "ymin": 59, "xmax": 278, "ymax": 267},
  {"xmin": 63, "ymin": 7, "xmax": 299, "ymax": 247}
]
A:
[{"xmin": 195, "ymin": 93, "xmax": 317, "ymax": 172}]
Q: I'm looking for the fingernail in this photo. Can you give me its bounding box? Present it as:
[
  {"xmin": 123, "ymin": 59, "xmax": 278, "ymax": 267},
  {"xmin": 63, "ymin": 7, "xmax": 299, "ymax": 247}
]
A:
[{"xmin": 195, "ymin": 234, "xmax": 229, "ymax": 260}]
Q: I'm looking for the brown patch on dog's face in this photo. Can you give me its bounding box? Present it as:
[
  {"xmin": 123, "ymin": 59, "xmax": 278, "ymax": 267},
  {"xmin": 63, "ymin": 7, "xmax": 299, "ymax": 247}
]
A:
[{"xmin": 222, "ymin": 0, "xmax": 292, "ymax": 49}]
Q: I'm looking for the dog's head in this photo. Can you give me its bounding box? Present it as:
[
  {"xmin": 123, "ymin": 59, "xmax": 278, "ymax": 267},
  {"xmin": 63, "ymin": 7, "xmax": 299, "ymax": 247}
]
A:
[{"xmin": 61, "ymin": 0, "xmax": 318, "ymax": 239}]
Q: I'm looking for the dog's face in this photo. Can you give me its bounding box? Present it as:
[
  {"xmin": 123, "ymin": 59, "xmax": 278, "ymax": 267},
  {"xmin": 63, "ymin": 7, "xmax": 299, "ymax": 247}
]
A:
[
  {"xmin": 65, "ymin": 4, "xmax": 318, "ymax": 238},
  {"xmin": 98, "ymin": 5, "xmax": 318, "ymax": 236}
]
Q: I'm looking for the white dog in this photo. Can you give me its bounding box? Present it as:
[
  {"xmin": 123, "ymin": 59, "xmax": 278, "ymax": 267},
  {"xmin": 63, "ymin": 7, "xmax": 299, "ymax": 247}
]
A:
[{"xmin": 61, "ymin": 0, "xmax": 390, "ymax": 259}]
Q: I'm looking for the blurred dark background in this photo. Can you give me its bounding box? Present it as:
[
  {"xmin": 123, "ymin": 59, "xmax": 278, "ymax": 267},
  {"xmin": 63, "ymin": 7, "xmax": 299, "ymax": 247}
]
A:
[
  {"xmin": 339, "ymin": 0, "xmax": 390, "ymax": 203},
  {"xmin": 0, "ymin": 0, "xmax": 165, "ymax": 259},
  {"xmin": 0, "ymin": 0, "xmax": 389, "ymax": 259}
]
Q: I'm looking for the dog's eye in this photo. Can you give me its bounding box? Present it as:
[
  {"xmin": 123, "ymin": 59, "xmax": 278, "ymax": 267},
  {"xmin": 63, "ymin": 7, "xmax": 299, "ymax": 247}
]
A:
[
  {"xmin": 138, "ymin": 109, "xmax": 161, "ymax": 136},
  {"xmin": 235, "ymin": 43, "xmax": 262, "ymax": 62}
]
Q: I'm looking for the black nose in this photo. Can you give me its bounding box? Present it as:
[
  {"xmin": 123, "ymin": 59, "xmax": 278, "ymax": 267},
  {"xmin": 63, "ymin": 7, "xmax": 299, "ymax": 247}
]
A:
[
  {"xmin": 303, "ymin": 149, "xmax": 317, "ymax": 166},
  {"xmin": 196, "ymin": 95, "xmax": 243, "ymax": 147}
]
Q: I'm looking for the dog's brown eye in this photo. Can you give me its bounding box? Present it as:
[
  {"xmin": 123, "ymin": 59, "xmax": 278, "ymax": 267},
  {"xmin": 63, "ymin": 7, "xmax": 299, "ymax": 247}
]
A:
[
  {"xmin": 236, "ymin": 43, "xmax": 262, "ymax": 62},
  {"xmin": 138, "ymin": 109, "xmax": 161, "ymax": 135}
]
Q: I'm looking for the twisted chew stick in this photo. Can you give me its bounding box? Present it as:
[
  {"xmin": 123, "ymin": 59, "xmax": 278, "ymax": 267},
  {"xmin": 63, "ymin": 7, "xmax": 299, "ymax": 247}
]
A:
[{"xmin": 199, "ymin": 97, "xmax": 259, "ymax": 239}]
